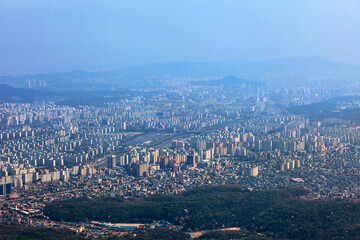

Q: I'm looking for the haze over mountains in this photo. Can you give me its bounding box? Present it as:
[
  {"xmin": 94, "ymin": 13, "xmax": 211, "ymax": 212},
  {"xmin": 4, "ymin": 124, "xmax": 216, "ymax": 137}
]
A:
[{"xmin": 1, "ymin": 57, "xmax": 359, "ymax": 91}]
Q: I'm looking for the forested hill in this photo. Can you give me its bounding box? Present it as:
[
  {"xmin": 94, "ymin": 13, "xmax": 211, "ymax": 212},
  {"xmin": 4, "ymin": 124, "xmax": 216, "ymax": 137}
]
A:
[{"xmin": 44, "ymin": 185, "xmax": 360, "ymax": 239}]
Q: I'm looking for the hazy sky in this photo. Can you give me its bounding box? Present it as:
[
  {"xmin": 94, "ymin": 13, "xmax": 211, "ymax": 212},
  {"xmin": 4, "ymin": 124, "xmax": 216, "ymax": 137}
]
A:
[{"xmin": 1, "ymin": 0, "xmax": 360, "ymax": 74}]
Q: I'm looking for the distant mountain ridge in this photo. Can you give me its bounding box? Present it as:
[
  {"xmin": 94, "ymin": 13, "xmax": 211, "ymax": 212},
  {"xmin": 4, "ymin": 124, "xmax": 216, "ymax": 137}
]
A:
[
  {"xmin": 0, "ymin": 57, "xmax": 358, "ymax": 91},
  {"xmin": 0, "ymin": 84, "xmax": 52, "ymax": 103}
]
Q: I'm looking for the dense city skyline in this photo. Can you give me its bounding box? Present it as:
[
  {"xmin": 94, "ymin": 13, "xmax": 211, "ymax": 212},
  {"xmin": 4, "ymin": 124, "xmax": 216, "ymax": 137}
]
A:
[{"xmin": 0, "ymin": 73, "xmax": 359, "ymax": 238}]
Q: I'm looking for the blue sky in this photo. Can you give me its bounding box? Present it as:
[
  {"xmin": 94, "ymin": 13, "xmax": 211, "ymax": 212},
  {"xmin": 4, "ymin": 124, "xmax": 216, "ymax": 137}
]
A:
[{"xmin": 0, "ymin": 0, "xmax": 359, "ymax": 74}]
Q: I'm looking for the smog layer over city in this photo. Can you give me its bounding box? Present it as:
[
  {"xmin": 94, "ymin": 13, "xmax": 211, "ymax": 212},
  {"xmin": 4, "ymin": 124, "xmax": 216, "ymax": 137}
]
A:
[{"xmin": 0, "ymin": 1, "xmax": 360, "ymax": 239}]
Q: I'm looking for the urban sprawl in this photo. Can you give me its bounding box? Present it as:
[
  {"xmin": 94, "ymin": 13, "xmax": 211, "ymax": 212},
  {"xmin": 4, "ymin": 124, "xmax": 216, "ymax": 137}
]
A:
[{"xmin": 0, "ymin": 83, "xmax": 359, "ymax": 237}]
